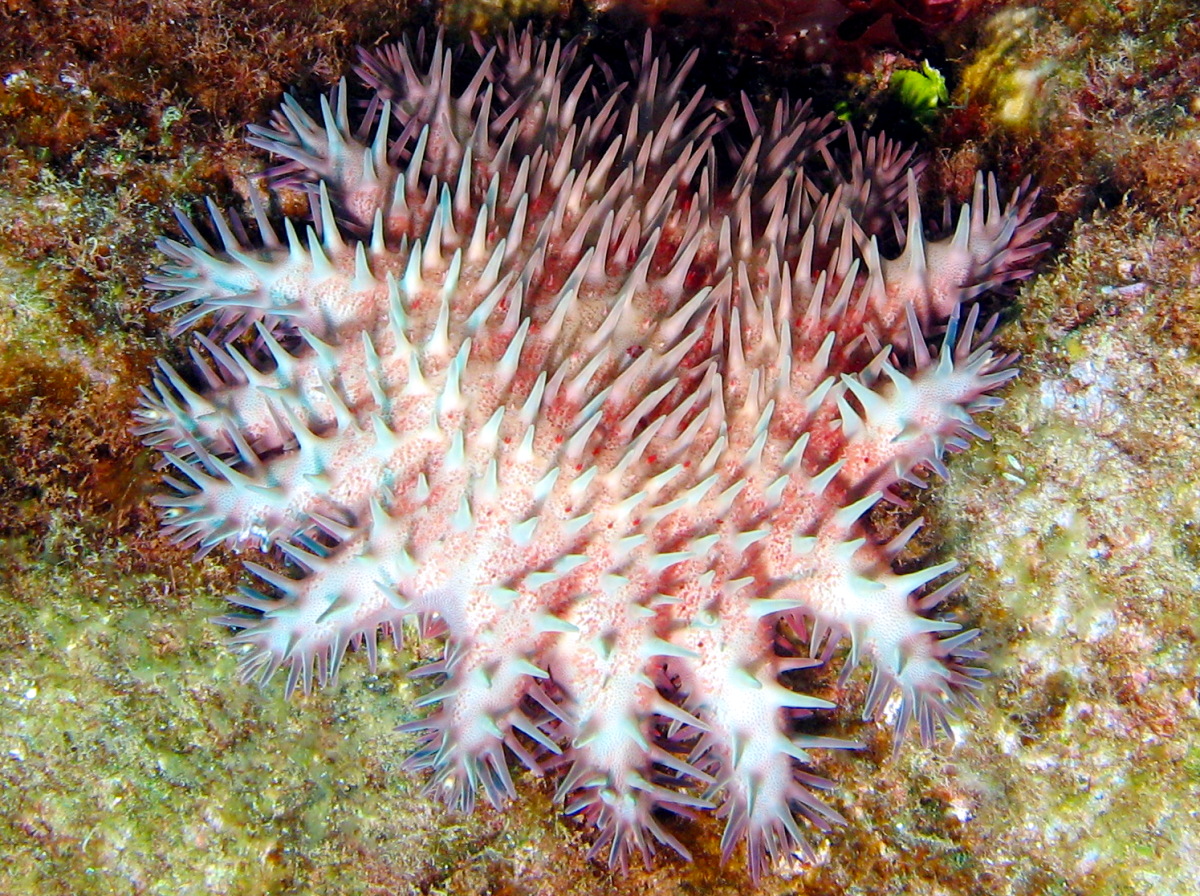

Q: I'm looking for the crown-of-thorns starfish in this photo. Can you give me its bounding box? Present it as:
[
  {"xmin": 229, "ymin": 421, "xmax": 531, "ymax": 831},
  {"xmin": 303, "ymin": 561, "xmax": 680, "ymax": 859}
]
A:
[{"xmin": 135, "ymin": 27, "xmax": 1049, "ymax": 878}]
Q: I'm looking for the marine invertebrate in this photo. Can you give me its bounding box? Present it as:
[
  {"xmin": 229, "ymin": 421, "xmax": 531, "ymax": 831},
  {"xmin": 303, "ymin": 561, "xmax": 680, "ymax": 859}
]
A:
[{"xmin": 135, "ymin": 27, "xmax": 1047, "ymax": 877}]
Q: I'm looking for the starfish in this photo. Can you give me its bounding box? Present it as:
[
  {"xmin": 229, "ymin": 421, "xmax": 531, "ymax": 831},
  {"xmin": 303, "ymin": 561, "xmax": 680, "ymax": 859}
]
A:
[{"xmin": 135, "ymin": 28, "xmax": 1047, "ymax": 877}]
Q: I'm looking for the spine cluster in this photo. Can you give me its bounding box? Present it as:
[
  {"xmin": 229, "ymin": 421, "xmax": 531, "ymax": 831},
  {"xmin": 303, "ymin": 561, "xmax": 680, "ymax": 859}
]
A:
[{"xmin": 136, "ymin": 28, "xmax": 1048, "ymax": 876}]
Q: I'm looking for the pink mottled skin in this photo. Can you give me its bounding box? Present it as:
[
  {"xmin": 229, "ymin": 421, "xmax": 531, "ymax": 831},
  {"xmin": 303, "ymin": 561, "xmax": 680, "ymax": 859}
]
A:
[{"xmin": 135, "ymin": 28, "xmax": 1048, "ymax": 878}]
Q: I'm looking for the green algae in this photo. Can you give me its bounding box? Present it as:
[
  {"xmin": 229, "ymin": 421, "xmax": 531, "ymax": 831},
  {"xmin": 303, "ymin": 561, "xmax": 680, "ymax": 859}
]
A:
[
  {"xmin": 891, "ymin": 61, "xmax": 950, "ymax": 124},
  {"xmin": 0, "ymin": 535, "xmax": 455, "ymax": 896},
  {"xmin": 938, "ymin": 201, "xmax": 1200, "ymax": 896}
]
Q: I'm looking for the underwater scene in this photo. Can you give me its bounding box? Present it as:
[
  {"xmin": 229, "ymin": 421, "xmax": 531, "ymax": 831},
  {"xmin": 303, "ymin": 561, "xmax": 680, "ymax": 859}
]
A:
[{"xmin": 0, "ymin": 1, "xmax": 1197, "ymax": 894}]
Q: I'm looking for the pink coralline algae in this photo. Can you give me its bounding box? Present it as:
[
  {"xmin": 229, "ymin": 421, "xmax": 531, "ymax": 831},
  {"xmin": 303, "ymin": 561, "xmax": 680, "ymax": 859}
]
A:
[{"xmin": 135, "ymin": 28, "xmax": 1048, "ymax": 878}]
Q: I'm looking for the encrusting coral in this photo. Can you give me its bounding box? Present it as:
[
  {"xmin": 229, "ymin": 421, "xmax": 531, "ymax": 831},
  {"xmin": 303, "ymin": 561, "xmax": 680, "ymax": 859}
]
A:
[{"xmin": 134, "ymin": 27, "xmax": 1048, "ymax": 878}]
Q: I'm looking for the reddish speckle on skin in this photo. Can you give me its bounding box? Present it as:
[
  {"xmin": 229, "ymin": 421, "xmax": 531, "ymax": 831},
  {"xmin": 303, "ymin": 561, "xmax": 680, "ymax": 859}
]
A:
[{"xmin": 135, "ymin": 28, "xmax": 1048, "ymax": 879}]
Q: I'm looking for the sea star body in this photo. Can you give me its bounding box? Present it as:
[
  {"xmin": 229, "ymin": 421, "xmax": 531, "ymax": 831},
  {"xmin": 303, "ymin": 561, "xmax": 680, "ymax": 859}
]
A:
[{"xmin": 136, "ymin": 28, "xmax": 1047, "ymax": 877}]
